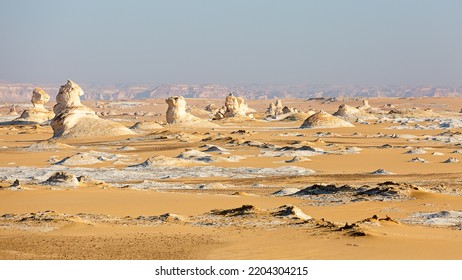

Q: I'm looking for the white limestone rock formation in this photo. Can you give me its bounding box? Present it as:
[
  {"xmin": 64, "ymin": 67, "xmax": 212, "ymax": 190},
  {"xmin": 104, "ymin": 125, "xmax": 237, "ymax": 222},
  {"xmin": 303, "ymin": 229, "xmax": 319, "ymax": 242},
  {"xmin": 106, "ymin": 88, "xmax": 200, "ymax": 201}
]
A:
[
  {"xmin": 215, "ymin": 93, "xmax": 255, "ymax": 119},
  {"xmin": 224, "ymin": 93, "xmax": 247, "ymax": 117},
  {"xmin": 130, "ymin": 121, "xmax": 163, "ymax": 131},
  {"xmin": 165, "ymin": 96, "xmax": 218, "ymax": 127},
  {"xmin": 282, "ymin": 106, "xmax": 297, "ymax": 114},
  {"xmin": 300, "ymin": 110, "xmax": 354, "ymax": 128},
  {"xmin": 266, "ymin": 100, "xmax": 298, "ymax": 119},
  {"xmin": 266, "ymin": 99, "xmax": 284, "ymax": 116},
  {"xmin": 274, "ymin": 99, "xmax": 283, "ymax": 112},
  {"xmin": 357, "ymin": 100, "xmax": 371, "ymax": 110},
  {"xmin": 51, "ymin": 80, "xmax": 135, "ymax": 138},
  {"xmin": 7, "ymin": 105, "xmax": 18, "ymax": 116},
  {"xmin": 333, "ymin": 104, "xmax": 377, "ymax": 122},
  {"xmin": 43, "ymin": 171, "xmax": 79, "ymax": 188},
  {"xmin": 204, "ymin": 103, "xmax": 218, "ymax": 112},
  {"xmin": 14, "ymin": 88, "xmax": 54, "ymax": 124},
  {"xmin": 266, "ymin": 102, "xmax": 277, "ymax": 116}
]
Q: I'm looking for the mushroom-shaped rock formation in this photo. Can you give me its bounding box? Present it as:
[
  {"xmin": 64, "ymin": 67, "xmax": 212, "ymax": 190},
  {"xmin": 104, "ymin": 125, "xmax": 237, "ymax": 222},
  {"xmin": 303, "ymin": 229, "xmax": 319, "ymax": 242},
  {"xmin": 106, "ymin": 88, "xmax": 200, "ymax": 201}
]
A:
[
  {"xmin": 215, "ymin": 93, "xmax": 255, "ymax": 119},
  {"xmin": 165, "ymin": 96, "xmax": 218, "ymax": 127},
  {"xmin": 51, "ymin": 80, "xmax": 135, "ymax": 138},
  {"xmin": 300, "ymin": 110, "xmax": 354, "ymax": 128},
  {"xmin": 14, "ymin": 88, "xmax": 55, "ymax": 124},
  {"xmin": 333, "ymin": 104, "xmax": 377, "ymax": 122}
]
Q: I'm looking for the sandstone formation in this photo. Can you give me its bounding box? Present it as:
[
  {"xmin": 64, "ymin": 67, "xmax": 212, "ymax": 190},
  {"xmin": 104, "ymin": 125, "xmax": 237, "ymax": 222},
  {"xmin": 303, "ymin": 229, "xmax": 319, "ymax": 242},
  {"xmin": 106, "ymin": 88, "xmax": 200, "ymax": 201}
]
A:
[
  {"xmin": 14, "ymin": 88, "xmax": 54, "ymax": 124},
  {"xmin": 51, "ymin": 80, "xmax": 135, "ymax": 138},
  {"xmin": 300, "ymin": 110, "xmax": 354, "ymax": 128},
  {"xmin": 165, "ymin": 96, "xmax": 218, "ymax": 127},
  {"xmin": 333, "ymin": 104, "xmax": 377, "ymax": 122},
  {"xmin": 214, "ymin": 93, "xmax": 254, "ymax": 119}
]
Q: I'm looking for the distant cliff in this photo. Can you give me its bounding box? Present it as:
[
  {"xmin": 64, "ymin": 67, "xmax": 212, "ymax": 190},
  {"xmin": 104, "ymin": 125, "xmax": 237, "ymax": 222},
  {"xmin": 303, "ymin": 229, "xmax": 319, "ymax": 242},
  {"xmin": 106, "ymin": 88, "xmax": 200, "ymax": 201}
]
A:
[{"xmin": 1, "ymin": 83, "xmax": 461, "ymax": 102}]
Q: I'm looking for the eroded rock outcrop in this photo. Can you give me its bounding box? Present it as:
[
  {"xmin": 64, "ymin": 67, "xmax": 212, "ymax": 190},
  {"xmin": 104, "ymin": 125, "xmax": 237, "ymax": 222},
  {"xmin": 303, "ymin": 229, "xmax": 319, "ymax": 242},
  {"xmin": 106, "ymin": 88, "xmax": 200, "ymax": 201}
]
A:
[
  {"xmin": 14, "ymin": 88, "xmax": 54, "ymax": 124},
  {"xmin": 266, "ymin": 99, "xmax": 298, "ymax": 119},
  {"xmin": 7, "ymin": 105, "xmax": 18, "ymax": 116},
  {"xmin": 214, "ymin": 93, "xmax": 254, "ymax": 119},
  {"xmin": 165, "ymin": 96, "xmax": 218, "ymax": 127},
  {"xmin": 51, "ymin": 80, "xmax": 135, "ymax": 138},
  {"xmin": 333, "ymin": 104, "xmax": 377, "ymax": 122},
  {"xmin": 300, "ymin": 110, "xmax": 354, "ymax": 128},
  {"xmin": 43, "ymin": 171, "xmax": 79, "ymax": 188},
  {"xmin": 357, "ymin": 100, "xmax": 371, "ymax": 110}
]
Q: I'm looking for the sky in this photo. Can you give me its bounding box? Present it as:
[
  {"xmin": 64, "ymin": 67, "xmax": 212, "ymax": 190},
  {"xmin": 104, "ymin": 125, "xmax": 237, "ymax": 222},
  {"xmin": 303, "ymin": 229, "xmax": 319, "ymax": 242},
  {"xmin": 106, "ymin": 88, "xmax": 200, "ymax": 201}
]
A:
[{"xmin": 0, "ymin": 0, "xmax": 461, "ymax": 86}]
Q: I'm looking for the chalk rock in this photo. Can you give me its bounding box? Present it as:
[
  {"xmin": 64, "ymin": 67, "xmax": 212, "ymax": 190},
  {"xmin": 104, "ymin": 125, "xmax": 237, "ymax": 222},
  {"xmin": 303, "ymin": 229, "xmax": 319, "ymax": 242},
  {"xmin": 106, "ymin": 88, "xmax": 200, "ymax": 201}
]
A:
[
  {"xmin": 7, "ymin": 105, "xmax": 18, "ymax": 116},
  {"xmin": 282, "ymin": 106, "xmax": 297, "ymax": 114},
  {"xmin": 130, "ymin": 121, "xmax": 163, "ymax": 131},
  {"xmin": 14, "ymin": 88, "xmax": 54, "ymax": 123},
  {"xmin": 266, "ymin": 100, "xmax": 298, "ymax": 119},
  {"xmin": 215, "ymin": 93, "xmax": 254, "ymax": 119},
  {"xmin": 166, "ymin": 96, "xmax": 188, "ymax": 123},
  {"xmin": 333, "ymin": 104, "xmax": 377, "ymax": 122},
  {"xmin": 204, "ymin": 103, "xmax": 218, "ymax": 112},
  {"xmin": 43, "ymin": 171, "xmax": 79, "ymax": 188},
  {"xmin": 51, "ymin": 80, "xmax": 135, "ymax": 138},
  {"xmin": 358, "ymin": 100, "xmax": 371, "ymax": 110},
  {"xmin": 266, "ymin": 102, "xmax": 277, "ymax": 116},
  {"xmin": 300, "ymin": 110, "xmax": 354, "ymax": 128},
  {"xmin": 443, "ymin": 157, "xmax": 459, "ymax": 163},
  {"xmin": 165, "ymin": 96, "xmax": 218, "ymax": 127}
]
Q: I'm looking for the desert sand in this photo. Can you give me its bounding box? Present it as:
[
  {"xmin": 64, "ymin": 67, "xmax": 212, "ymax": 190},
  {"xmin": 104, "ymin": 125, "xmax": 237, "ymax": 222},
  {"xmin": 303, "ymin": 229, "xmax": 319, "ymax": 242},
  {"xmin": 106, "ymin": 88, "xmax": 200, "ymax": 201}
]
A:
[{"xmin": 1, "ymin": 95, "xmax": 462, "ymax": 259}]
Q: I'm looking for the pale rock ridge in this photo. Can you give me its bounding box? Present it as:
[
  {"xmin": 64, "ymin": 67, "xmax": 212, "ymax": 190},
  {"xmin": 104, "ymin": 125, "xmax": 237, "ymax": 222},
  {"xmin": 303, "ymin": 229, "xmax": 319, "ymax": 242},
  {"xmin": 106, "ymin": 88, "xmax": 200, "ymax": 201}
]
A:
[
  {"xmin": 300, "ymin": 110, "xmax": 354, "ymax": 128},
  {"xmin": 14, "ymin": 88, "xmax": 54, "ymax": 123},
  {"xmin": 165, "ymin": 96, "xmax": 218, "ymax": 127},
  {"xmin": 51, "ymin": 80, "xmax": 135, "ymax": 138},
  {"xmin": 333, "ymin": 104, "xmax": 377, "ymax": 122}
]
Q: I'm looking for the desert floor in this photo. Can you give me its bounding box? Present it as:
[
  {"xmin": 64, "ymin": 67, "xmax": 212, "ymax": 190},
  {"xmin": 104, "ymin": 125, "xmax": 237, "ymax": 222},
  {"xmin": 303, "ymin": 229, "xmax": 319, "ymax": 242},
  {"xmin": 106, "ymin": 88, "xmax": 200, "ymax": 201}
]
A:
[{"xmin": 1, "ymin": 97, "xmax": 462, "ymax": 259}]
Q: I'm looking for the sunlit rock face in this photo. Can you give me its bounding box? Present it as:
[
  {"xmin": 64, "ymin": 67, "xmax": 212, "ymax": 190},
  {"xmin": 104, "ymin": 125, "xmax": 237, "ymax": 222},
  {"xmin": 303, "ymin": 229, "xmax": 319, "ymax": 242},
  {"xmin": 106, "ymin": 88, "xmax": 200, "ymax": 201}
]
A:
[
  {"xmin": 300, "ymin": 110, "xmax": 355, "ymax": 128},
  {"xmin": 165, "ymin": 96, "xmax": 188, "ymax": 124},
  {"xmin": 214, "ymin": 93, "xmax": 255, "ymax": 120},
  {"xmin": 51, "ymin": 80, "xmax": 135, "ymax": 138},
  {"xmin": 14, "ymin": 88, "xmax": 54, "ymax": 123},
  {"xmin": 165, "ymin": 95, "xmax": 219, "ymax": 128}
]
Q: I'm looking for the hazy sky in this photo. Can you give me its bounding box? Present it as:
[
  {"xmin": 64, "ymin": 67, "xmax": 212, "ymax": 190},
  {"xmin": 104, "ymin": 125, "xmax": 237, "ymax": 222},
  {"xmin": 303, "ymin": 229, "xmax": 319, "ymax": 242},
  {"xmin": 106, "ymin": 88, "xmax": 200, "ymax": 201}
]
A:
[{"xmin": 1, "ymin": 0, "xmax": 461, "ymax": 86}]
